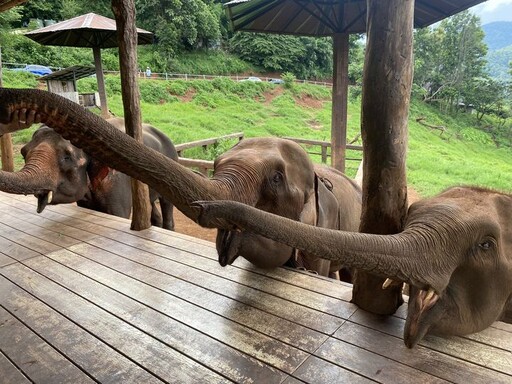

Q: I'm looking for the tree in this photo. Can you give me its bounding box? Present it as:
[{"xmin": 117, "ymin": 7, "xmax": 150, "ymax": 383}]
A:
[
  {"xmin": 462, "ymin": 76, "xmax": 507, "ymax": 120},
  {"xmin": 228, "ymin": 33, "xmax": 364, "ymax": 81},
  {"xmin": 413, "ymin": 11, "xmax": 487, "ymax": 111},
  {"xmin": 135, "ymin": 0, "xmax": 221, "ymax": 59}
]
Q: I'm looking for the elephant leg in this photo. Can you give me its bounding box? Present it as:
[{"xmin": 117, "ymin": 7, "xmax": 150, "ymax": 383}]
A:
[
  {"xmin": 159, "ymin": 197, "xmax": 175, "ymax": 231},
  {"xmin": 150, "ymin": 200, "xmax": 163, "ymax": 228}
]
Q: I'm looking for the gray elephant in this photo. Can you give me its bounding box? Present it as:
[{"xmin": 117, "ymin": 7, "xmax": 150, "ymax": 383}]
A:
[
  {"xmin": 17, "ymin": 117, "xmax": 178, "ymax": 230},
  {"xmin": 0, "ymin": 89, "xmax": 361, "ymax": 279},
  {"xmin": 194, "ymin": 186, "xmax": 512, "ymax": 348}
]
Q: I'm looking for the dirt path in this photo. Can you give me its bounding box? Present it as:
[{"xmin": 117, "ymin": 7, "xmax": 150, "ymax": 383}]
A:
[{"xmin": 173, "ymin": 208, "xmax": 217, "ymax": 242}]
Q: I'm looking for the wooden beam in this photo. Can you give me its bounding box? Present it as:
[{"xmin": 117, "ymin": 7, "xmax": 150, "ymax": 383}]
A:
[
  {"xmin": 92, "ymin": 47, "xmax": 110, "ymax": 119},
  {"xmin": 352, "ymin": 0, "xmax": 414, "ymax": 315},
  {"xmin": 330, "ymin": 33, "xmax": 349, "ymax": 173},
  {"xmin": 0, "ymin": 46, "xmax": 14, "ymax": 172},
  {"xmin": 0, "ymin": 0, "xmax": 27, "ymax": 12},
  {"xmin": 111, "ymin": 0, "xmax": 152, "ymax": 231}
]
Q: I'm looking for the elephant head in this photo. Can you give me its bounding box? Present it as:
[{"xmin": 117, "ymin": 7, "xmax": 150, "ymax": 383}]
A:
[
  {"xmin": 0, "ymin": 88, "xmax": 360, "ymax": 275},
  {"xmin": 19, "ymin": 125, "xmax": 91, "ymax": 212},
  {"xmin": 194, "ymin": 186, "xmax": 512, "ymax": 347},
  {"xmin": 10, "ymin": 117, "xmax": 178, "ymax": 230}
]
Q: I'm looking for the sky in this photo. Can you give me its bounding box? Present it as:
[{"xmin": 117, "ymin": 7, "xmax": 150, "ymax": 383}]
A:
[{"xmin": 470, "ymin": 0, "xmax": 512, "ymax": 24}]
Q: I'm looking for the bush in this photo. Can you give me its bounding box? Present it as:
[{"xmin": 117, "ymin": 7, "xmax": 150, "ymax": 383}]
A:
[
  {"xmin": 139, "ymin": 80, "xmax": 177, "ymax": 104},
  {"xmin": 211, "ymin": 77, "xmax": 237, "ymax": 93},
  {"xmin": 2, "ymin": 70, "xmax": 39, "ymax": 89},
  {"xmin": 168, "ymin": 80, "xmax": 190, "ymax": 96},
  {"xmin": 282, "ymin": 72, "xmax": 296, "ymax": 89}
]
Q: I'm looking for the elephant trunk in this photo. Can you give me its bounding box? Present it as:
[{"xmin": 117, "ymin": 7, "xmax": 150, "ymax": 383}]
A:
[
  {"xmin": 0, "ymin": 164, "xmax": 53, "ymax": 196},
  {"xmin": 0, "ymin": 88, "xmax": 234, "ymax": 220},
  {"xmin": 197, "ymin": 200, "xmax": 453, "ymax": 294}
]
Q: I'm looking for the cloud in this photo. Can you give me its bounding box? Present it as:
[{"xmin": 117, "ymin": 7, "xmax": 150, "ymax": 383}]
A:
[
  {"xmin": 479, "ymin": 0, "xmax": 512, "ymax": 12},
  {"xmin": 472, "ymin": 0, "xmax": 512, "ymax": 23}
]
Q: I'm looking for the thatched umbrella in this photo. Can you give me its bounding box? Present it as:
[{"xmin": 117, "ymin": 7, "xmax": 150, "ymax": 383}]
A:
[
  {"xmin": 24, "ymin": 12, "xmax": 153, "ymax": 118},
  {"xmin": 225, "ymin": 0, "xmax": 486, "ymax": 172}
]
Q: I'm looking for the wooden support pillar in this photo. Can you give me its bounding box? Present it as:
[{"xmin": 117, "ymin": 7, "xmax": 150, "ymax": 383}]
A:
[
  {"xmin": 112, "ymin": 0, "xmax": 152, "ymax": 231},
  {"xmin": 93, "ymin": 46, "xmax": 110, "ymax": 119},
  {"xmin": 0, "ymin": 46, "xmax": 14, "ymax": 172},
  {"xmin": 352, "ymin": 0, "xmax": 414, "ymax": 315},
  {"xmin": 330, "ymin": 33, "xmax": 349, "ymax": 173}
]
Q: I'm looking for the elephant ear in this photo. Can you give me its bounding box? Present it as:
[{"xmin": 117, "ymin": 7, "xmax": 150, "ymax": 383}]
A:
[
  {"xmin": 87, "ymin": 159, "xmax": 111, "ymax": 191},
  {"xmin": 298, "ymin": 174, "xmax": 339, "ymax": 228},
  {"xmin": 315, "ymin": 175, "xmax": 340, "ymax": 229},
  {"xmin": 295, "ymin": 174, "xmax": 340, "ymax": 276}
]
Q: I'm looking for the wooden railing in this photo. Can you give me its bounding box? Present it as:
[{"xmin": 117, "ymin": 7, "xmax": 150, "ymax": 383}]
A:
[
  {"xmin": 176, "ymin": 134, "xmax": 364, "ymax": 176},
  {"xmin": 177, "ymin": 157, "xmax": 214, "ymax": 176},
  {"xmin": 175, "ymin": 132, "xmax": 244, "ymax": 157},
  {"xmin": 176, "ymin": 132, "xmax": 244, "ymax": 175},
  {"xmin": 283, "ymin": 137, "xmax": 363, "ymax": 164}
]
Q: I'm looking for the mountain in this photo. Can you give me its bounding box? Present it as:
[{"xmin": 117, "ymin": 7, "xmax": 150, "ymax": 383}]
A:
[
  {"xmin": 482, "ymin": 21, "xmax": 512, "ymax": 80},
  {"xmin": 482, "ymin": 21, "xmax": 512, "ymax": 50}
]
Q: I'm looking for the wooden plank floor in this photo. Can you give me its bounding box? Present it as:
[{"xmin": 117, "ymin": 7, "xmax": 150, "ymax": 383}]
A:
[{"xmin": 0, "ymin": 192, "xmax": 510, "ymax": 384}]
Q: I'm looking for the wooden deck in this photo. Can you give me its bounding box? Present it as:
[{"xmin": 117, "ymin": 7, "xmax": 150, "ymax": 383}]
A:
[{"xmin": 0, "ymin": 192, "xmax": 510, "ymax": 384}]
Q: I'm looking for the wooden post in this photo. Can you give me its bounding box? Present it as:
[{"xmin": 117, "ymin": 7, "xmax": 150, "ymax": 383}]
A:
[
  {"xmin": 111, "ymin": 0, "xmax": 152, "ymax": 231},
  {"xmin": 93, "ymin": 46, "xmax": 110, "ymax": 119},
  {"xmin": 330, "ymin": 33, "xmax": 349, "ymax": 173},
  {"xmin": 0, "ymin": 46, "xmax": 14, "ymax": 172},
  {"xmin": 351, "ymin": 0, "xmax": 414, "ymax": 315}
]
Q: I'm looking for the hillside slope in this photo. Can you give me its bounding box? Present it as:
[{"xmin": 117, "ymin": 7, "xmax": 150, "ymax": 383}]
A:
[{"xmin": 5, "ymin": 72, "xmax": 512, "ymax": 199}]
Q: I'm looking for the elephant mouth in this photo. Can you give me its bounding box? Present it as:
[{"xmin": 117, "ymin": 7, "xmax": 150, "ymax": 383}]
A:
[
  {"xmin": 404, "ymin": 287, "xmax": 441, "ymax": 348},
  {"xmin": 35, "ymin": 191, "xmax": 53, "ymax": 213},
  {"xmin": 216, "ymin": 229, "xmax": 243, "ymax": 266}
]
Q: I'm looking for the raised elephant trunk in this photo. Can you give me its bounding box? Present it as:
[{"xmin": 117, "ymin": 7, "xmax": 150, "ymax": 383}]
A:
[
  {"xmin": 0, "ymin": 88, "xmax": 239, "ymax": 220},
  {"xmin": 196, "ymin": 200, "xmax": 453, "ymax": 295}
]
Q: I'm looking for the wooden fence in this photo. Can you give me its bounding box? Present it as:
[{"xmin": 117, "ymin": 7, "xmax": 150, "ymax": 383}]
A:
[
  {"xmin": 176, "ymin": 132, "xmax": 244, "ymax": 176},
  {"xmin": 284, "ymin": 137, "xmax": 363, "ymax": 164},
  {"xmin": 177, "ymin": 134, "xmax": 363, "ymax": 176}
]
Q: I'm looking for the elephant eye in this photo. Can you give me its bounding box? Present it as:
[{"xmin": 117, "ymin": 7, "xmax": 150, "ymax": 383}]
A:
[
  {"xmin": 62, "ymin": 149, "xmax": 73, "ymax": 162},
  {"xmin": 272, "ymin": 172, "xmax": 283, "ymax": 183},
  {"xmin": 478, "ymin": 238, "xmax": 495, "ymax": 250}
]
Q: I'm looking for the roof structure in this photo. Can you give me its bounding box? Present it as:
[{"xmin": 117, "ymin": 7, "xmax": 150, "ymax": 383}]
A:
[
  {"xmin": 24, "ymin": 12, "xmax": 153, "ymax": 48},
  {"xmin": 0, "ymin": 0, "xmax": 26, "ymax": 12},
  {"xmin": 40, "ymin": 65, "xmax": 96, "ymax": 82},
  {"xmin": 225, "ymin": 0, "xmax": 487, "ymax": 36}
]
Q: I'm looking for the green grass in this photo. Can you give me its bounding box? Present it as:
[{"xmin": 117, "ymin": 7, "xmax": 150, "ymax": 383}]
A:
[{"xmin": 4, "ymin": 72, "xmax": 512, "ymax": 199}]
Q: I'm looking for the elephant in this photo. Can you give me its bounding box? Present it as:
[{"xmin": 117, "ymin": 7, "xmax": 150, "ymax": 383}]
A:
[
  {"xmin": 193, "ymin": 186, "xmax": 512, "ymax": 348},
  {"xmin": 0, "ymin": 88, "xmax": 361, "ymax": 279},
  {"xmin": 17, "ymin": 117, "xmax": 178, "ymax": 230}
]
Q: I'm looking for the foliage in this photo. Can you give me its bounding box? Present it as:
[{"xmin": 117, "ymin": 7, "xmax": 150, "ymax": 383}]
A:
[
  {"xmin": 461, "ymin": 77, "xmax": 507, "ymax": 121},
  {"xmin": 0, "ymin": 8, "xmax": 21, "ymax": 29},
  {"xmin": 413, "ymin": 11, "xmax": 488, "ymax": 111},
  {"xmin": 486, "ymin": 45, "xmax": 512, "ymax": 81},
  {"xmin": 168, "ymin": 80, "xmax": 189, "ymax": 96},
  {"xmin": 0, "ymin": 69, "xmax": 39, "ymax": 88},
  {"xmin": 135, "ymin": 0, "xmax": 221, "ymax": 59},
  {"xmin": 228, "ymin": 33, "xmax": 333, "ymax": 80},
  {"xmin": 282, "ymin": 72, "xmax": 296, "ymax": 89},
  {"xmin": 166, "ymin": 50, "xmax": 253, "ymax": 75},
  {"xmin": 138, "ymin": 79, "xmax": 179, "ymax": 104}
]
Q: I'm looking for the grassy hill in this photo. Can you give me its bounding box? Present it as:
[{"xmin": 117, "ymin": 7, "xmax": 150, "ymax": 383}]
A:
[{"xmin": 5, "ymin": 71, "xmax": 512, "ymax": 199}]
